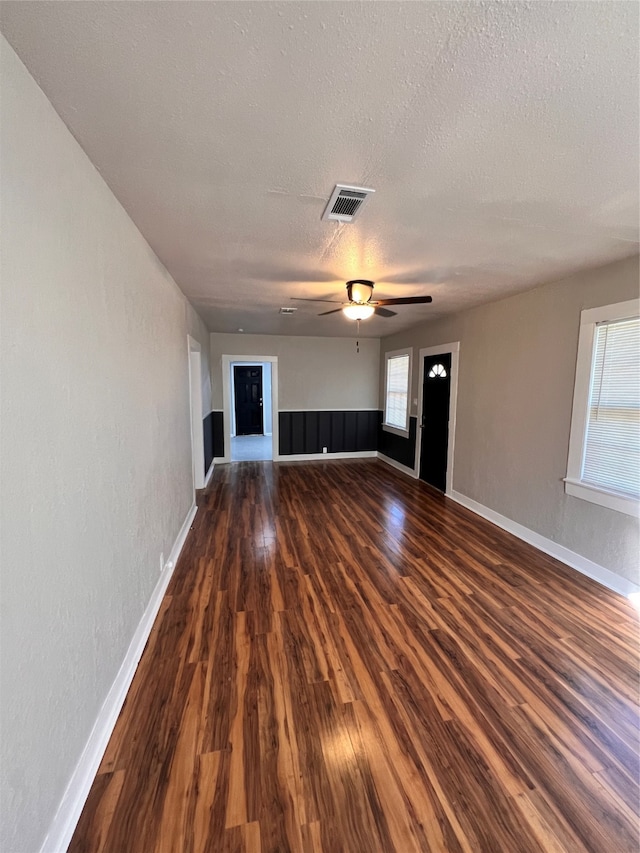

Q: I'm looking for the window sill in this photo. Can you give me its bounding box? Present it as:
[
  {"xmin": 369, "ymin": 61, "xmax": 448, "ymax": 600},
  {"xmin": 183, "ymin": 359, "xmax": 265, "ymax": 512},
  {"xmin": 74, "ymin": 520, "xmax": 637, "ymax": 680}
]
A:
[
  {"xmin": 382, "ymin": 423, "xmax": 410, "ymax": 439},
  {"xmin": 564, "ymin": 478, "xmax": 639, "ymax": 518}
]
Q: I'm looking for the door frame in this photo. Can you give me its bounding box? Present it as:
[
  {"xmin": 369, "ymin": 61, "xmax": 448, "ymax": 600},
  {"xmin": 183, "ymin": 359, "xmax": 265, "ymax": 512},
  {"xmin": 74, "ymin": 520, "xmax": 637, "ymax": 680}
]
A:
[
  {"xmin": 221, "ymin": 354, "xmax": 279, "ymax": 464},
  {"xmin": 413, "ymin": 341, "xmax": 460, "ymax": 495},
  {"xmin": 233, "ymin": 364, "xmax": 264, "ymax": 436},
  {"xmin": 230, "ymin": 362, "xmax": 273, "ymax": 437},
  {"xmin": 187, "ymin": 335, "xmax": 205, "ymax": 491}
]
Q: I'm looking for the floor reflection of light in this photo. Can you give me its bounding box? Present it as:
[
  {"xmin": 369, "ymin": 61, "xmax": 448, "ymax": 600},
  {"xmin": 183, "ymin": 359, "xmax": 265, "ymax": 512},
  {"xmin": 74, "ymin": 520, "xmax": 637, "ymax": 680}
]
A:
[
  {"xmin": 382, "ymin": 497, "xmax": 406, "ymax": 556},
  {"xmin": 383, "ymin": 498, "xmax": 406, "ymax": 532},
  {"xmin": 261, "ymin": 537, "xmax": 276, "ymax": 557},
  {"xmin": 253, "ymin": 510, "xmax": 276, "ymax": 548},
  {"xmin": 322, "ymin": 729, "xmax": 357, "ymax": 773},
  {"xmin": 628, "ymin": 592, "xmax": 640, "ymax": 610},
  {"xmin": 261, "ymin": 517, "xmax": 276, "ymax": 541}
]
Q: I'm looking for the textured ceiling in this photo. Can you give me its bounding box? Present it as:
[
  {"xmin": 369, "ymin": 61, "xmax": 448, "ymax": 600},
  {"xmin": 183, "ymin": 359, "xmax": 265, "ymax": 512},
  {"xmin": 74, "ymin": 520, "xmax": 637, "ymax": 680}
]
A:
[{"xmin": 1, "ymin": 1, "xmax": 638, "ymax": 338}]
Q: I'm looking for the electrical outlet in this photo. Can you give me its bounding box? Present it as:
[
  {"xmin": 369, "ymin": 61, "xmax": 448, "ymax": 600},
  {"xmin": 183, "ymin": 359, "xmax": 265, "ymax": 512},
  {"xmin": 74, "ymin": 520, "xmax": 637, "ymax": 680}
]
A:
[
  {"xmin": 322, "ymin": 446, "xmax": 328, "ymax": 454},
  {"xmin": 159, "ymin": 552, "xmax": 164, "ymax": 574}
]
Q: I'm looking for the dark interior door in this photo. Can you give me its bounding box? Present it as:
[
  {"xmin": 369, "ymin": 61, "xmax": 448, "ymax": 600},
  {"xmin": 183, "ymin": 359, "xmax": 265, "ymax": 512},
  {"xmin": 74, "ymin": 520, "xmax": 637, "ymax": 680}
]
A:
[
  {"xmin": 234, "ymin": 366, "xmax": 263, "ymax": 436},
  {"xmin": 419, "ymin": 353, "xmax": 452, "ymax": 492}
]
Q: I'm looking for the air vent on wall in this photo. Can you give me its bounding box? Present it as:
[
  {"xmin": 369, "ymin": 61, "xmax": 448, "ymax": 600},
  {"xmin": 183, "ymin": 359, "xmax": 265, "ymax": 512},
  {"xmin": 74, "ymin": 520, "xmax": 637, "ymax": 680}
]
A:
[
  {"xmin": 322, "ymin": 184, "xmax": 375, "ymax": 223},
  {"xmin": 279, "ymin": 307, "xmax": 297, "ymax": 315}
]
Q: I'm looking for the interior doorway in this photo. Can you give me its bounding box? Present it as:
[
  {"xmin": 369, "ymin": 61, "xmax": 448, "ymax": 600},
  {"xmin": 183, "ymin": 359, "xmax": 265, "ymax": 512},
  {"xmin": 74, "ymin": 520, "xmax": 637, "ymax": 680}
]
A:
[
  {"xmin": 222, "ymin": 356, "xmax": 278, "ymax": 463},
  {"xmin": 415, "ymin": 342, "xmax": 459, "ymax": 494},
  {"xmin": 234, "ymin": 365, "xmax": 263, "ymax": 435}
]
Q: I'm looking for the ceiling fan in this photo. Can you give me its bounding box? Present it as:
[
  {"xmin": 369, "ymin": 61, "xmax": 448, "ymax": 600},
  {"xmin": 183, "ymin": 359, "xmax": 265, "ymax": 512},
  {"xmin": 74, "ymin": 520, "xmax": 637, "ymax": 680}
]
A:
[{"xmin": 291, "ymin": 280, "xmax": 433, "ymax": 320}]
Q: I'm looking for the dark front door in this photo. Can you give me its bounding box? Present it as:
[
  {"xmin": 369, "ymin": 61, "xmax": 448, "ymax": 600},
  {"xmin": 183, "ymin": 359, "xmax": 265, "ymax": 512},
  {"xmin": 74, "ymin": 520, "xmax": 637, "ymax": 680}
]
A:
[
  {"xmin": 419, "ymin": 353, "xmax": 452, "ymax": 492},
  {"xmin": 234, "ymin": 366, "xmax": 263, "ymax": 436}
]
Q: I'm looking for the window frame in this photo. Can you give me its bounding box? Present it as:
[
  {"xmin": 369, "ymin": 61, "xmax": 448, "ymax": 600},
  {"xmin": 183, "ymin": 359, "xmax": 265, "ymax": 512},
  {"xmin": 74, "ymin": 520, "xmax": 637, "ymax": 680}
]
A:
[
  {"xmin": 565, "ymin": 298, "xmax": 640, "ymax": 518},
  {"xmin": 383, "ymin": 348, "xmax": 413, "ymax": 438}
]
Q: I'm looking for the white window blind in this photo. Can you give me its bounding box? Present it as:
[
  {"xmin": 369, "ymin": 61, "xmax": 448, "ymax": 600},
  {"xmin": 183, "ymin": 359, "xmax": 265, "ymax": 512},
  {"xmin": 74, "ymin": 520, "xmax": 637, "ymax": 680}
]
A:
[
  {"xmin": 582, "ymin": 317, "xmax": 640, "ymax": 498},
  {"xmin": 386, "ymin": 354, "xmax": 410, "ymax": 429}
]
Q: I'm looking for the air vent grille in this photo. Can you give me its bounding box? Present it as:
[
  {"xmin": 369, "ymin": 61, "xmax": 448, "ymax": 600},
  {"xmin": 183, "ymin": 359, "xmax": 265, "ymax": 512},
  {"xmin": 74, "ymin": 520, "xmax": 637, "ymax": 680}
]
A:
[
  {"xmin": 331, "ymin": 191, "xmax": 366, "ymax": 218},
  {"xmin": 279, "ymin": 307, "xmax": 297, "ymax": 315},
  {"xmin": 322, "ymin": 184, "xmax": 375, "ymax": 222}
]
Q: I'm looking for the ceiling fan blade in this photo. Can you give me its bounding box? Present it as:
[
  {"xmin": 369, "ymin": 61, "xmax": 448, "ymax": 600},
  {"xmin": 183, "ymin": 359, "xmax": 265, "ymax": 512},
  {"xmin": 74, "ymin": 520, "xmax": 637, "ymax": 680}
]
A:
[
  {"xmin": 318, "ymin": 308, "xmax": 344, "ymax": 316},
  {"xmin": 374, "ymin": 296, "xmax": 433, "ymax": 306},
  {"xmin": 374, "ymin": 306, "xmax": 397, "ymax": 318},
  {"xmin": 290, "ymin": 297, "xmax": 343, "ymax": 304}
]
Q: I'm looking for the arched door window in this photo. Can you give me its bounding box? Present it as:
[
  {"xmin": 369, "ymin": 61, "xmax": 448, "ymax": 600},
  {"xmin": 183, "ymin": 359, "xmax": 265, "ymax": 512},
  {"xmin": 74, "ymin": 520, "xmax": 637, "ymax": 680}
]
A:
[{"xmin": 428, "ymin": 363, "xmax": 447, "ymax": 379}]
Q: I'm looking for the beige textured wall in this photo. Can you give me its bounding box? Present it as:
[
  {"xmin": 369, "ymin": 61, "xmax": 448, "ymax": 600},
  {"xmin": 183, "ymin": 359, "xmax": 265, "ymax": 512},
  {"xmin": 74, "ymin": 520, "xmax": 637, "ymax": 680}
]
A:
[
  {"xmin": 186, "ymin": 302, "xmax": 212, "ymax": 414},
  {"xmin": 0, "ymin": 39, "xmax": 210, "ymax": 852},
  {"xmin": 380, "ymin": 255, "xmax": 640, "ymax": 583},
  {"xmin": 210, "ymin": 333, "xmax": 380, "ymax": 411}
]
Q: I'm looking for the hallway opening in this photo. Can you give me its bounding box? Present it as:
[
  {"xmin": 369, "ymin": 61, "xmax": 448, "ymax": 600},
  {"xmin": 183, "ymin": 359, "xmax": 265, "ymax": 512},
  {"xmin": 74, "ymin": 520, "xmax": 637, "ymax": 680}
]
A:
[{"xmin": 222, "ymin": 355, "xmax": 278, "ymax": 463}]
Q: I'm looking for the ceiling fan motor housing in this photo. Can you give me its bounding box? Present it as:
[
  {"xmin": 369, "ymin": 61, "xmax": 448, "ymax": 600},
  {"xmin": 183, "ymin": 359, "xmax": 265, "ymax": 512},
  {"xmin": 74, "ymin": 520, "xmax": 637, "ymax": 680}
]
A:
[{"xmin": 346, "ymin": 280, "xmax": 375, "ymax": 303}]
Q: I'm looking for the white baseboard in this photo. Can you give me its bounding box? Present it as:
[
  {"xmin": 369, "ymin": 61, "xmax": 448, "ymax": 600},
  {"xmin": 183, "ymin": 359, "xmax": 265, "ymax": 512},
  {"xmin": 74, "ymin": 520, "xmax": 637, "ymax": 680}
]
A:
[
  {"xmin": 377, "ymin": 452, "xmax": 419, "ymax": 479},
  {"xmin": 274, "ymin": 450, "xmax": 377, "ymax": 463},
  {"xmin": 449, "ymin": 490, "xmax": 639, "ymax": 598},
  {"xmin": 204, "ymin": 461, "xmax": 215, "ymax": 487},
  {"xmin": 40, "ymin": 502, "xmax": 198, "ymax": 853}
]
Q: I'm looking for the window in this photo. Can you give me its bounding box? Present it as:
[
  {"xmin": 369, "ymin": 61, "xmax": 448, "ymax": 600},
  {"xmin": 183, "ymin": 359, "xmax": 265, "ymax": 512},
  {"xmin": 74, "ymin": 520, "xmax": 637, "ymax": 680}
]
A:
[
  {"xmin": 428, "ymin": 363, "xmax": 448, "ymax": 378},
  {"xmin": 565, "ymin": 299, "xmax": 639, "ymax": 517},
  {"xmin": 383, "ymin": 348, "xmax": 412, "ymax": 436}
]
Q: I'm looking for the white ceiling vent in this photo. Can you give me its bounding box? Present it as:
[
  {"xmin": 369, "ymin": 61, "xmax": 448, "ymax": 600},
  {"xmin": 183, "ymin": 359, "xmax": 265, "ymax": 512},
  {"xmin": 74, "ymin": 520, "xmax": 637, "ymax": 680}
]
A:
[
  {"xmin": 322, "ymin": 184, "xmax": 375, "ymax": 223},
  {"xmin": 279, "ymin": 307, "xmax": 297, "ymax": 315}
]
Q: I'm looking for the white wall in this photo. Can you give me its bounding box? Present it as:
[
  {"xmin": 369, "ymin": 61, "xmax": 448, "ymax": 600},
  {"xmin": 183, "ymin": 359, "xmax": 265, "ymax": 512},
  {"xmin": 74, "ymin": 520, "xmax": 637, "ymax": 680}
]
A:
[
  {"xmin": 0, "ymin": 38, "xmax": 210, "ymax": 852},
  {"xmin": 186, "ymin": 302, "xmax": 212, "ymax": 416},
  {"xmin": 210, "ymin": 333, "xmax": 380, "ymax": 412},
  {"xmin": 380, "ymin": 254, "xmax": 640, "ymax": 585}
]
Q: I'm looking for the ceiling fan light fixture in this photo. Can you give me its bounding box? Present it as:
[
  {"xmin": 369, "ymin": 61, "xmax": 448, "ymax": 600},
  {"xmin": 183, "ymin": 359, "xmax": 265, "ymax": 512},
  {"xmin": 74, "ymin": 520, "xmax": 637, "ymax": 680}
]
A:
[
  {"xmin": 346, "ymin": 280, "xmax": 374, "ymax": 303},
  {"xmin": 343, "ymin": 302, "xmax": 375, "ymax": 321}
]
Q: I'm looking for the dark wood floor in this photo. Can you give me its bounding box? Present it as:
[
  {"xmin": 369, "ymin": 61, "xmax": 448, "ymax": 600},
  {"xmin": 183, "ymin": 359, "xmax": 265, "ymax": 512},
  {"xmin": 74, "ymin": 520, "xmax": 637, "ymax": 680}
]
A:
[{"xmin": 70, "ymin": 459, "xmax": 640, "ymax": 853}]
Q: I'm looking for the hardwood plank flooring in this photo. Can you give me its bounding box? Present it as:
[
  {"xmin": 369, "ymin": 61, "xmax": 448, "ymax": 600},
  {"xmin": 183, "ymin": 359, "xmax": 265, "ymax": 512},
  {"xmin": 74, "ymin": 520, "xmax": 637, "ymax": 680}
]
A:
[{"xmin": 69, "ymin": 460, "xmax": 640, "ymax": 853}]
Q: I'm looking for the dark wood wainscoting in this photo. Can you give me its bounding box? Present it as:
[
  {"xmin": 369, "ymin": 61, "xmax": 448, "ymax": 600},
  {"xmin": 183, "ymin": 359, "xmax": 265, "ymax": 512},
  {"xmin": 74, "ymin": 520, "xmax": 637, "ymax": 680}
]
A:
[
  {"xmin": 208, "ymin": 410, "xmax": 224, "ymax": 460},
  {"xmin": 378, "ymin": 415, "xmax": 417, "ymax": 469},
  {"xmin": 278, "ymin": 410, "xmax": 379, "ymax": 456},
  {"xmin": 203, "ymin": 412, "xmax": 214, "ymax": 474}
]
